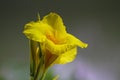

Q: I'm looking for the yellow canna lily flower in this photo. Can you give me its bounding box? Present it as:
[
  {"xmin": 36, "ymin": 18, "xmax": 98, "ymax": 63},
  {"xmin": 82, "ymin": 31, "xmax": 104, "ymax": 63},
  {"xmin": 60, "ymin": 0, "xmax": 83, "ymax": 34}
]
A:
[{"xmin": 23, "ymin": 12, "xmax": 88, "ymax": 69}]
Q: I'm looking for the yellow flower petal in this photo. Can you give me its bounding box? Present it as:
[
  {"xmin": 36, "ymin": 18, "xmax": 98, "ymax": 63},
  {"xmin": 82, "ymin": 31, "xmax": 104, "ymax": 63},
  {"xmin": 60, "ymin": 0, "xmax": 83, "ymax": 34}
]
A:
[
  {"xmin": 44, "ymin": 38, "xmax": 75, "ymax": 55},
  {"xmin": 44, "ymin": 33, "xmax": 87, "ymax": 55},
  {"xmin": 54, "ymin": 47, "xmax": 77, "ymax": 64},
  {"xmin": 67, "ymin": 34, "xmax": 88, "ymax": 48},
  {"xmin": 42, "ymin": 12, "xmax": 67, "ymax": 41},
  {"xmin": 23, "ymin": 21, "xmax": 53, "ymax": 42},
  {"xmin": 43, "ymin": 33, "xmax": 88, "ymax": 64}
]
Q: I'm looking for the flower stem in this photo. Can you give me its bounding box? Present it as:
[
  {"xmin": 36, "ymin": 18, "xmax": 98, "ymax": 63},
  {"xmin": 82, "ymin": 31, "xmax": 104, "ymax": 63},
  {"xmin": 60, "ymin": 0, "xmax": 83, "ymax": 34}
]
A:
[{"xmin": 30, "ymin": 41, "xmax": 47, "ymax": 80}]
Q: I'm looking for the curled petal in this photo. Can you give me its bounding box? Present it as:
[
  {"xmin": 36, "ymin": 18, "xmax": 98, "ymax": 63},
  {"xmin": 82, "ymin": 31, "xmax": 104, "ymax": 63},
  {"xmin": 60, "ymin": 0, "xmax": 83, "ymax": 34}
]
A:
[
  {"xmin": 44, "ymin": 33, "xmax": 88, "ymax": 55},
  {"xmin": 42, "ymin": 12, "xmax": 67, "ymax": 40},
  {"xmin": 66, "ymin": 34, "xmax": 88, "ymax": 48},
  {"xmin": 23, "ymin": 21, "xmax": 53, "ymax": 42},
  {"xmin": 53, "ymin": 47, "xmax": 77, "ymax": 64},
  {"xmin": 44, "ymin": 39, "xmax": 76, "ymax": 55}
]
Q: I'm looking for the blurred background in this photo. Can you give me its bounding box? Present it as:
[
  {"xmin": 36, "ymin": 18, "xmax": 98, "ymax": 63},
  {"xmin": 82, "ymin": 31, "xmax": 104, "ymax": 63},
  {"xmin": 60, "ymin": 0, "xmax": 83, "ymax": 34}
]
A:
[{"xmin": 0, "ymin": 0, "xmax": 120, "ymax": 80}]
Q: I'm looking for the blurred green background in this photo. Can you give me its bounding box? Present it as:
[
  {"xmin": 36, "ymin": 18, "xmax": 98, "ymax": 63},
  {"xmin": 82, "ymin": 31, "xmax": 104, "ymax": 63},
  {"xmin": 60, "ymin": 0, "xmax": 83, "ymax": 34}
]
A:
[{"xmin": 0, "ymin": 0, "xmax": 120, "ymax": 80}]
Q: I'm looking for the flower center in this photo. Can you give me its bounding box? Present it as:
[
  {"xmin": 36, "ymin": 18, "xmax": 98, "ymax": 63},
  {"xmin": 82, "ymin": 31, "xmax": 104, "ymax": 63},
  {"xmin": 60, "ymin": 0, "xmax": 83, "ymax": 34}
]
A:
[
  {"xmin": 46, "ymin": 34, "xmax": 59, "ymax": 44},
  {"xmin": 46, "ymin": 31, "xmax": 66, "ymax": 44}
]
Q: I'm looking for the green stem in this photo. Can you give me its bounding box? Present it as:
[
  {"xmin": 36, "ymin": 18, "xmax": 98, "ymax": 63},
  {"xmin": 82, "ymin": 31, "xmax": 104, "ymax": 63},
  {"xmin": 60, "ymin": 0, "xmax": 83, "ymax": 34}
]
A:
[
  {"xmin": 30, "ymin": 41, "xmax": 48, "ymax": 80},
  {"xmin": 40, "ymin": 69, "xmax": 46, "ymax": 80}
]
